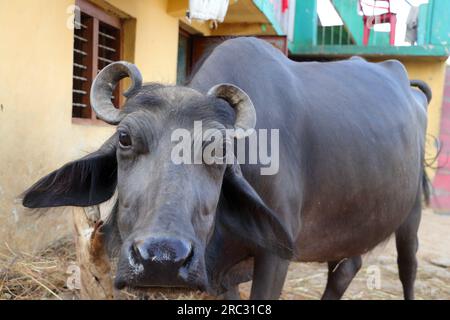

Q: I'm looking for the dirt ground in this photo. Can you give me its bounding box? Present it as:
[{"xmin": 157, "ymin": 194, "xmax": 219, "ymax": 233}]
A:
[{"xmin": 1, "ymin": 209, "xmax": 449, "ymax": 300}]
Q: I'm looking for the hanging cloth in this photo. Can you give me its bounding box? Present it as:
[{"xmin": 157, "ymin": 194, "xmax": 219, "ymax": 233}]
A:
[
  {"xmin": 405, "ymin": 6, "xmax": 419, "ymax": 45},
  {"xmin": 188, "ymin": 0, "xmax": 230, "ymax": 23}
]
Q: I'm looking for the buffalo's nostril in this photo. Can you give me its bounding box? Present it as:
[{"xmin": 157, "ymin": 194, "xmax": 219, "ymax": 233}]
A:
[
  {"xmin": 114, "ymin": 277, "xmax": 127, "ymax": 290},
  {"xmin": 181, "ymin": 245, "xmax": 194, "ymax": 268},
  {"xmin": 168, "ymin": 239, "xmax": 193, "ymax": 266},
  {"xmin": 130, "ymin": 241, "xmax": 144, "ymax": 261},
  {"xmin": 178, "ymin": 247, "xmax": 195, "ymax": 282},
  {"xmin": 132, "ymin": 238, "xmax": 193, "ymax": 267}
]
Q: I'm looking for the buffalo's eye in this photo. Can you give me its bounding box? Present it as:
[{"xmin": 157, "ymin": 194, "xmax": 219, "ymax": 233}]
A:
[{"xmin": 119, "ymin": 131, "xmax": 132, "ymax": 148}]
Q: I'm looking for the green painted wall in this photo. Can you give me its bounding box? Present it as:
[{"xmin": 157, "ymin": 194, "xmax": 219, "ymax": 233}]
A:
[
  {"xmin": 252, "ymin": 0, "xmax": 284, "ymax": 35},
  {"xmin": 292, "ymin": 0, "xmax": 317, "ymax": 46},
  {"xmin": 426, "ymin": 0, "xmax": 450, "ymax": 46},
  {"xmin": 417, "ymin": 4, "xmax": 428, "ymax": 45}
]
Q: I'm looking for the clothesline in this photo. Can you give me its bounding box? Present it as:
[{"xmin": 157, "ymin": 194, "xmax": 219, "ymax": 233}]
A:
[{"xmin": 360, "ymin": 0, "xmax": 390, "ymax": 11}]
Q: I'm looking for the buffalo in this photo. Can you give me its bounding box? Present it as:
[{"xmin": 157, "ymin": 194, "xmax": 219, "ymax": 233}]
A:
[{"xmin": 23, "ymin": 37, "xmax": 431, "ymax": 299}]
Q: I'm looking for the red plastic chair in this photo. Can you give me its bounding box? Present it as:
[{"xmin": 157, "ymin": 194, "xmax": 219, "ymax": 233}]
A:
[{"xmin": 359, "ymin": 0, "xmax": 397, "ymax": 46}]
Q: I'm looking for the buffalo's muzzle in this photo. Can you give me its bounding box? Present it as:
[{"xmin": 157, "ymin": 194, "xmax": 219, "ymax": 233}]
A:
[
  {"xmin": 132, "ymin": 237, "xmax": 193, "ymax": 269},
  {"xmin": 115, "ymin": 237, "xmax": 198, "ymax": 289}
]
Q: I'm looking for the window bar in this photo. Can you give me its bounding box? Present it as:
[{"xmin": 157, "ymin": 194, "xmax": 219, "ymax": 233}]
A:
[
  {"xmin": 99, "ymin": 31, "xmax": 116, "ymax": 40},
  {"xmin": 73, "ymin": 103, "xmax": 87, "ymax": 108},
  {"xmin": 98, "ymin": 44, "xmax": 116, "ymax": 52},
  {"xmin": 73, "ymin": 89, "xmax": 87, "ymax": 95},
  {"xmin": 73, "ymin": 63, "xmax": 87, "ymax": 70},
  {"xmin": 73, "ymin": 75, "xmax": 88, "ymax": 81},
  {"xmin": 74, "ymin": 48, "xmax": 87, "ymax": 56},
  {"xmin": 321, "ymin": 24, "xmax": 325, "ymax": 46},
  {"xmin": 74, "ymin": 34, "xmax": 88, "ymax": 42},
  {"xmin": 98, "ymin": 56, "xmax": 114, "ymax": 64},
  {"xmin": 331, "ymin": 26, "xmax": 334, "ymax": 45},
  {"xmin": 74, "ymin": 22, "xmax": 87, "ymax": 29}
]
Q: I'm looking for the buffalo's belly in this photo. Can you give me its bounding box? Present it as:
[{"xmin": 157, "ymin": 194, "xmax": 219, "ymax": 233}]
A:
[
  {"xmin": 293, "ymin": 188, "xmax": 419, "ymax": 262},
  {"xmin": 290, "ymin": 106, "xmax": 423, "ymax": 262}
]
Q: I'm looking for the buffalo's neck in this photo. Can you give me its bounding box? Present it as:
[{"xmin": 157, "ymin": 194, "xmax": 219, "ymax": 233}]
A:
[{"xmin": 205, "ymin": 203, "xmax": 253, "ymax": 294}]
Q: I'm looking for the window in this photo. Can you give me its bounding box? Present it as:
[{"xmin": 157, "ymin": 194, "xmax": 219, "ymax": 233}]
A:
[
  {"xmin": 177, "ymin": 29, "xmax": 193, "ymax": 85},
  {"xmin": 72, "ymin": 0, "xmax": 122, "ymax": 123}
]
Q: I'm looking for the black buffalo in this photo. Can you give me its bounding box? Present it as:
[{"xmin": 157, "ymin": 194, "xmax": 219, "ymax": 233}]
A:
[{"xmin": 23, "ymin": 37, "xmax": 431, "ymax": 299}]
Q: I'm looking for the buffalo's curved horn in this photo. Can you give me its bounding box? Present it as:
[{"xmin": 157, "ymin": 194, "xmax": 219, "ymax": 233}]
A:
[
  {"xmin": 208, "ymin": 83, "xmax": 256, "ymax": 139},
  {"xmin": 90, "ymin": 61, "xmax": 143, "ymax": 125}
]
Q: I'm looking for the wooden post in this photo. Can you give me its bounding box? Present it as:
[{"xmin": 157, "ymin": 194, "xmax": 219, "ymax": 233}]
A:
[{"xmin": 73, "ymin": 205, "xmax": 114, "ymax": 299}]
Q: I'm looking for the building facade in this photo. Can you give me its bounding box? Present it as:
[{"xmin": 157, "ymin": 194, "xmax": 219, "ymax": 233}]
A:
[
  {"xmin": 0, "ymin": 0, "xmax": 449, "ymax": 252},
  {"xmin": 0, "ymin": 0, "xmax": 281, "ymax": 252}
]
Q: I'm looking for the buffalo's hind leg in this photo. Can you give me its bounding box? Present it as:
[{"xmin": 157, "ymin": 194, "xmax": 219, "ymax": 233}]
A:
[
  {"xmin": 395, "ymin": 195, "xmax": 422, "ymax": 300},
  {"xmin": 321, "ymin": 256, "xmax": 362, "ymax": 300},
  {"xmin": 250, "ymin": 253, "xmax": 290, "ymax": 300}
]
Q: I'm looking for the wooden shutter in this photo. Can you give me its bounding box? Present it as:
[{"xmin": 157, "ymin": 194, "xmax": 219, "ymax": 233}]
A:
[{"xmin": 72, "ymin": 0, "xmax": 122, "ymax": 123}]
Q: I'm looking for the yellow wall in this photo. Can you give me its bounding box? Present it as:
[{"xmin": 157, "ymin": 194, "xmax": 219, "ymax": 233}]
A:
[
  {"xmin": 401, "ymin": 60, "xmax": 447, "ymax": 179},
  {"xmin": 0, "ymin": 0, "xmax": 180, "ymax": 253}
]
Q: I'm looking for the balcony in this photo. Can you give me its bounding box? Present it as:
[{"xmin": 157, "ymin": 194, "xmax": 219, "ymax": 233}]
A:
[{"xmin": 282, "ymin": 0, "xmax": 450, "ymax": 59}]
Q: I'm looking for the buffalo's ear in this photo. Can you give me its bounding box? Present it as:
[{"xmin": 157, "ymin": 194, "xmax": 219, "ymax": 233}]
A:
[
  {"xmin": 219, "ymin": 163, "xmax": 294, "ymax": 260},
  {"xmin": 22, "ymin": 136, "xmax": 117, "ymax": 208}
]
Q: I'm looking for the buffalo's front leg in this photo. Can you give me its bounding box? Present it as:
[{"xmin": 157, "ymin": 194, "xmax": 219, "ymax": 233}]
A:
[
  {"xmin": 250, "ymin": 253, "xmax": 289, "ymax": 300},
  {"xmin": 321, "ymin": 256, "xmax": 362, "ymax": 300},
  {"xmin": 219, "ymin": 286, "xmax": 241, "ymax": 300}
]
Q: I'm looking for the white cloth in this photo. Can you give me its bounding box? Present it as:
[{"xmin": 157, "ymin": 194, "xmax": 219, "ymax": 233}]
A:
[
  {"xmin": 188, "ymin": 0, "xmax": 230, "ymax": 22},
  {"xmin": 405, "ymin": 6, "xmax": 419, "ymax": 44}
]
